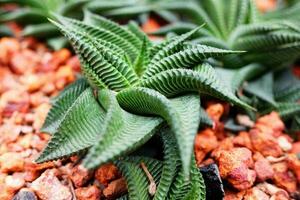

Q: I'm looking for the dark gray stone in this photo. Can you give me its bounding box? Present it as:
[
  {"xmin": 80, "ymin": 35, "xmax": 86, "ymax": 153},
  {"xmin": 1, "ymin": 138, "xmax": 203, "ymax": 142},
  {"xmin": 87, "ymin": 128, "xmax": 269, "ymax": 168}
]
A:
[
  {"xmin": 12, "ymin": 190, "xmax": 37, "ymax": 200},
  {"xmin": 200, "ymin": 163, "xmax": 225, "ymax": 200}
]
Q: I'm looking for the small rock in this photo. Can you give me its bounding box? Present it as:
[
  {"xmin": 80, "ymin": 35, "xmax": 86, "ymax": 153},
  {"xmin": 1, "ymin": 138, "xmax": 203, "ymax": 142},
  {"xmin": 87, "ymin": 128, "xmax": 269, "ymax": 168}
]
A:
[
  {"xmin": 5, "ymin": 175, "xmax": 25, "ymax": 191},
  {"xmin": 195, "ymin": 128, "xmax": 218, "ymax": 164},
  {"xmin": 257, "ymin": 182, "xmax": 289, "ymax": 199},
  {"xmin": 13, "ymin": 189, "xmax": 37, "ymax": 200},
  {"xmin": 31, "ymin": 169, "xmax": 72, "ymax": 200},
  {"xmin": 75, "ymin": 185, "xmax": 101, "ymax": 200},
  {"xmin": 217, "ymin": 147, "xmax": 255, "ymax": 190},
  {"xmin": 224, "ymin": 190, "xmax": 246, "ymax": 200},
  {"xmin": 211, "ymin": 138, "xmax": 234, "ymax": 160},
  {"xmin": 0, "ymin": 187, "xmax": 15, "ymax": 200},
  {"xmin": 256, "ymin": 112, "xmax": 285, "ymax": 134},
  {"xmin": 277, "ymin": 136, "xmax": 292, "ymax": 152},
  {"xmin": 292, "ymin": 141, "xmax": 300, "ymax": 154},
  {"xmin": 199, "ymin": 164, "xmax": 224, "ymax": 200},
  {"xmin": 243, "ymin": 187, "xmax": 269, "ymax": 200},
  {"xmin": 227, "ymin": 165, "xmax": 256, "ymax": 191},
  {"xmin": 0, "ymin": 152, "xmax": 24, "ymax": 173},
  {"xmin": 250, "ymin": 128, "xmax": 283, "ymax": 157},
  {"xmin": 70, "ymin": 164, "xmax": 93, "ymax": 188},
  {"xmin": 103, "ymin": 178, "xmax": 127, "ymax": 199},
  {"xmin": 272, "ymin": 162, "xmax": 297, "ymax": 193},
  {"xmin": 205, "ymin": 103, "xmax": 224, "ymax": 122},
  {"xmin": 95, "ymin": 163, "xmax": 120, "ymax": 186},
  {"xmin": 236, "ymin": 114, "xmax": 254, "ymax": 128},
  {"xmin": 233, "ymin": 131, "xmax": 253, "ymax": 150},
  {"xmin": 287, "ymin": 154, "xmax": 300, "ymax": 182},
  {"xmin": 253, "ymin": 153, "xmax": 274, "ymax": 182}
]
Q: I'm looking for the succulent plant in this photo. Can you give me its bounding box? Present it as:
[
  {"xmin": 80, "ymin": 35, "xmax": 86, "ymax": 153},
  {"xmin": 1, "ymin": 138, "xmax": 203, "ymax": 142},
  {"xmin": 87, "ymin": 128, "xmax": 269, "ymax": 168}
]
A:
[
  {"xmin": 86, "ymin": 0, "xmax": 180, "ymax": 23},
  {"xmin": 0, "ymin": 0, "xmax": 90, "ymax": 49},
  {"xmin": 35, "ymin": 11, "xmax": 253, "ymax": 198},
  {"xmin": 96, "ymin": 0, "xmax": 300, "ymax": 131},
  {"xmin": 262, "ymin": 0, "xmax": 300, "ymax": 21}
]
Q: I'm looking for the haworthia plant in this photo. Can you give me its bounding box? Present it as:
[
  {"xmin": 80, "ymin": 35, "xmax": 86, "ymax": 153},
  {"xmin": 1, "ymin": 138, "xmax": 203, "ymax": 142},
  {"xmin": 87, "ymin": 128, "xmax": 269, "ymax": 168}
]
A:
[
  {"xmin": 109, "ymin": 0, "xmax": 300, "ymax": 130},
  {"xmin": 36, "ymin": 12, "xmax": 252, "ymax": 198},
  {"xmin": 90, "ymin": 1, "xmax": 300, "ymax": 125},
  {"xmin": 98, "ymin": 0, "xmax": 300, "ymax": 68}
]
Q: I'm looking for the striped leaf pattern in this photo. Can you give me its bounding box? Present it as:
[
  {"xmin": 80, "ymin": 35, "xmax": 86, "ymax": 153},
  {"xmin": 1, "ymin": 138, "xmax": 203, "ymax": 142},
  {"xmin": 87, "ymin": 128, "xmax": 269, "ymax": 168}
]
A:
[{"xmin": 36, "ymin": 88, "xmax": 105, "ymax": 163}]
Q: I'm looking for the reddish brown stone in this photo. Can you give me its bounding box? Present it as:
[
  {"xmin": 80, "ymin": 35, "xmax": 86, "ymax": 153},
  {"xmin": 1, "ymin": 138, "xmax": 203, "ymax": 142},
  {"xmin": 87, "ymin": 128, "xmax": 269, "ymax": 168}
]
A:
[
  {"xmin": 0, "ymin": 38, "xmax": 20, "ymax": 65},
  {"xmin": 195, "ymin": 128, "xmax": 218, "ymax": 165},
  {"xmin": 217, "ymin": 147, "xmax": 255, "ymax": 190},
  {"xmin": 233, "ymin": 131, "xmax": 253, "ymax": 150},
  {"xmin": 66, "ymin": 56, "xmax": 81, "ymax": 72},
  {"xmin": 3, "ymin": 101, "xmax": 29, "ymax": 117},
  {"xmin": 227, "ymin": 165, "xmax": 256, "ymax": 191},
  {"xmin": 211, "ymin": 138, "xmax": 234, "ymax": 160},
  {"xmin": 206, "ymin": 103, "xmax": 224, "ymax": 122},
  {"xmin": 243, "ymin": 187, "xmax": 269, "ymax": 200},
  {"xmin": 75, "ymin": 185, "xmax": 101, "ymax": 200},
  {"xmin": 257, "ymin": 182, "xmax": 289, "ymax": 200},
  {"xmin": 250, "ymin": 128, "xmax": 283, "ymax": 157},
  {"xmin": 287, "ymin": 154, "xmax": 300, "ymax": 183},
  {"xmin": 5, "ymin": 174, "xmax": 25, "ymax": 191},
  {"xmin": 95, "ymin": 163, "xmax": 121, "ymax": 186},
  {"xmin": 0, "ymin": 152, "xmax": 24, "ymax": 173},
  {"xmin": 224, "ymin": 190, "xmax": 246, "ymax": 200},
  {"xmin": 272, "ymin": 162, "xmax": 297, "ymax": 193},
  {"xmin": 70, "ymin": 164, "xmax": 94, "ymax": 188},
  {"xmin": 10, "ymin": 50, "xmax": 40, "ymax": 74},
  {"xmin": 291, "ymin": 141, "xmax": 300, "ymax": 154},
  {"xmin": 253, "ymin": 153, "xmax": 274, "ymax": 182},
  {"xmin": 30, "ymin": 169, "xmax": 72, "ymax": 200},
  {"xmin": 256, "ymin": 112, "xmax": 285, "ymax": 135},
  {"xmin": 103, "ymin": 178, "xmax": 128, "ymax": 199}
]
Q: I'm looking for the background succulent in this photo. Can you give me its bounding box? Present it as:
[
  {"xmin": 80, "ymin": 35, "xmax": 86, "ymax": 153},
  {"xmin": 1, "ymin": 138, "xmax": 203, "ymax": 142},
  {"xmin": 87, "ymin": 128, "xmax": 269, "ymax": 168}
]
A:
[
  {"xmin": 0, "ymin": 0, "xmax": 91, "ymax": 49},
  {"xmin": 35, "ymin": 12, "xmax": 253, "ymax": 199},
  {"xmin": 95, "ymin": 0, "xmax": 300, "ymax": 133}
]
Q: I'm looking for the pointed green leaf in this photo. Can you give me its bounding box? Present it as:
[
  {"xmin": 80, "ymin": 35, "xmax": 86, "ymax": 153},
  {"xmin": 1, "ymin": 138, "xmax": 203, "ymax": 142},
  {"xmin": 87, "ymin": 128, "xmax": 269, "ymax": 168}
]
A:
[
  {"xmin": 274, "ymin": 69, "xmax": 300, "ymax": 103},
  {"xmin": 36, "ymin": 88, "xmax": 105, "ymax": 163},
  {"xmin": 41, "ymin": 78, "xmax": 89, "ymax": 134},
  {"xmin": 244, "ymin": 72, "xmax": 277, "ymax": 105},
  {"xmin": 133, "ymin": 37, "xmax": 150, "ymax": 76},
  {"xmin": 167, "ymin": 156, "xmax": 205, "ymax": 200},
  {"xmin": 147, "ymin": 26, "xmax": 204, "ymax": 71},
  {"xmin": 150, "ymin": 22, "xmax": 197, "ymax": 36},
  {"xmin": 83, "ymin": 10, "xmax": 142, "ymax": 50},
  {"xmin": 140, "ymin": 67, "xmax": 253, "ymax": 110},
  {"xmin": 53, "ymin": 15, "xmax": 139, "ymax": 61},
  {"xmin": 216, "ymin": 63, "xmax": 264, "ymax": 93},
  {"xmin": 50, "ymin": 18, "xmax": 139, "ymax": 91},
  {"xmin": 153, "ymin": 130, "xmax": 181, "ymax": 200},
  {"xmin": 143, "ymin": 44, "xmax": 240, "ymax": 79}
]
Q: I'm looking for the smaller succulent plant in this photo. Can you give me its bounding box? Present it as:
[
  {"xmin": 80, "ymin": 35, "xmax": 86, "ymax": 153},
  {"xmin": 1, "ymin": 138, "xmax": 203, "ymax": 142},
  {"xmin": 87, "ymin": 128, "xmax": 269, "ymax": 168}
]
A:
[
  {"xmin": 36, "ymin": 11, "xmax": 252, "ymax": 198},
  {"xmin": 86, "ymin": 0, "xmax": 179, "ymax": 23},
  {"xmin": 0, "ymin": 0, "xmax": 90, "ymax": 49},
  {"xmin": 244, "ymin": 67, "xmax": 300, "ymax": 132},
  {"xmin": 263, "ymin": 0, "xmax": 300, "ymax": 21}
]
